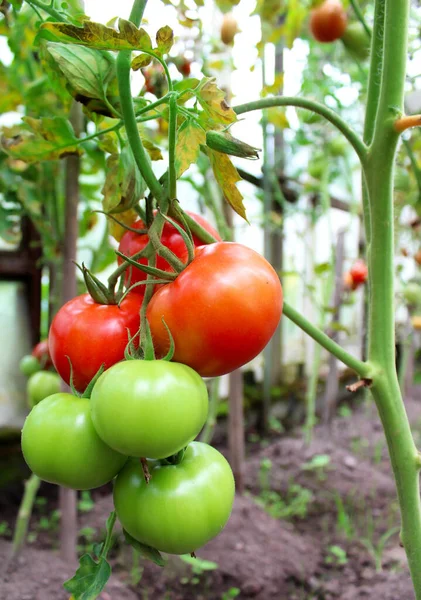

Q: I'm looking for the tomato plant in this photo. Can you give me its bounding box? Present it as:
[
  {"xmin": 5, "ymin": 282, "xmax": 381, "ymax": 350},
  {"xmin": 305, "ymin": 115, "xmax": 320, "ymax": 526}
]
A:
[
  {"xmin": 310, "ymin": 0, "xmax": 347, "ymax": 43},
  {"xmin": 27, "ymin": 371, "xmax": 61, "ymax": 408},
  {"xmin": 21, "ymin": 393, "xmax": 127, "ymax": 490},
  {"xmin": 113, "ymin": 442, "xmax": 235, "ymax": 555},
  {"xmin": 147, "ymin": 242, "xmax": 283, "ymax": 377},
  {"xmin": 118, "ymin": 211, "xmax": 221, "ymax": 293},
  {"xmin": 49, "ymin": 293, "xmax": 142, "ymax": 392},
  {"xmin": 90, "ymin": 360, "xmax": 208, "ymax": 459}
]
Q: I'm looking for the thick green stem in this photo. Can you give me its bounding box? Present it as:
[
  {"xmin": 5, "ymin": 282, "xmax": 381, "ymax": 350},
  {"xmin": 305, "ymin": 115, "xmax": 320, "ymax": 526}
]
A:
[
  {"xmin": 283, "ymin": 301, "xmax": 371, "ymax": 378},
  {"xmin": 363, "ymin": 0, "xmax": 385, "ymax": 146},
  {"xmin": 234, "ymin": 97, "xmax": 367, "ymax": 163},
  {"xmin": 364, "ymin": 1, "xmax": 421, "ymax": 597}
]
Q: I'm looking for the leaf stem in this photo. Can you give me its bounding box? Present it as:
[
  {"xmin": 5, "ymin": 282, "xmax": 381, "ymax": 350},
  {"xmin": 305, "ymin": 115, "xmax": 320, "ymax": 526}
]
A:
[
  {"xmin": 168, "ymin": 94, "xmax": 177, "ymax": 200},
  {"xmin": 234, "ymin": 96, "xmax": 367, "ymax": 164},
  {"xmin": 349, "ymin": 0, "xmax": 372, "ymax": 38},
  {"xmin": 282, "ymin": 301, "xmax": 372, "ymax": 378}
]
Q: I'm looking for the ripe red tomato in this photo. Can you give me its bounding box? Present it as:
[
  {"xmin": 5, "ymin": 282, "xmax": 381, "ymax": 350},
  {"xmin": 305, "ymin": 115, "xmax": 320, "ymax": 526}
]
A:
[
  {"xmin": 32, "ymin": 339, "xmax": 53, "ymax": 369},
  {"xmin": 415, "ymin": 249, "xmax": 421, "ymax": 266},
  {"xmin": 350, "ymin": 259, "xmax": 368, "ymax": 286},
  {"xmin": 118, "ymin": 211, "xmax": 221, "ymax": 294},
  {"xmin": 49, "ymin": 293, "xmax": 142, "ymax": 392},
  {"xmin": 113, "ymin": 442, "xmax": 235, "ymax": 554},
  {"xmin": 310, "ymin": 0, "xmax": 347, "ymax": 43},
  {"xmin": 147, "ymin": 242, "xmax": 283, "ymax": 377}
]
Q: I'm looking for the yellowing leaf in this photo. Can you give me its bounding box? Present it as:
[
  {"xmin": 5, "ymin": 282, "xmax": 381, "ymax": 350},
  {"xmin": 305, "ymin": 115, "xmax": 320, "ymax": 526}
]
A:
[
  {"xmin": 142, "ymin": 138, "xmax": 163, "ymax": 161},
  {"xmin": 38, "ymin": 19, "xmax": 152, "ymax": 53},
  {"xmin": 196, "ymin": 77, "xmax": 237, "ymax": 126},
  {"xmin": 174, "ymin": 119, "xmax": 206, "ymax": 178},
  {"xmin": 156, "ymin": 26, "xmax": 174, "ymax": 55},
  {"xmin": 108, "ymin": 208, "xmax": 138, "ymax": 241},
  {"xmin": 1, "ymin": 117, "xmax": 82, "ymax": 162},
  {"xmin": 208, "ymin": 149, "xmax": 248, "ymax": 221}
]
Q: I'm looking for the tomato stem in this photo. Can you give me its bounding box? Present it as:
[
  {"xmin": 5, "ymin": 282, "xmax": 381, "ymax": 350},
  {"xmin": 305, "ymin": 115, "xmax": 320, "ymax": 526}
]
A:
[
  {"xmin": 168, "ymin": 94, "xmax": 178, "ymax": 201},
  {"xmin": 282, "ymin": 301, "xmax": 372, "ymax": 378},
  {"xmin": 140, "ymin": 457, "xmax": 151, "ymax": 484},
  {"xmin": 234, "ymin": 96, "xmax": 367, "ymax": 163}
]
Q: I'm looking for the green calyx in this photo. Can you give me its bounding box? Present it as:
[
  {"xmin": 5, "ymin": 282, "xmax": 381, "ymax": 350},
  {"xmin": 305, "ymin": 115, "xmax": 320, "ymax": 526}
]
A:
[{"xmin": 205, "ymin": 130, "xmax": 260, "ymax": 160}]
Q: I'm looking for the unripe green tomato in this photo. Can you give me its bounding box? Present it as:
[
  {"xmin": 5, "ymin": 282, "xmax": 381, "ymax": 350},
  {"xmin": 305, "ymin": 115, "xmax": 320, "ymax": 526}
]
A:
[
  {"xmin": 308, "ymin": 158, "xmax": 326, "ymax": 180},
  {"xmin": 19, "ymin": 355, "xmax": 41, "ymax": 377},
  {"xmin": 403, "ymin": 282, "xmax": 421, "ymax": 307},
  {"xmin": 341, "ymin": 22, "xmax": 370, "ymax": 60},
  {"xmin": 328, "ymin": 137, "xmax": 347, "ymax": 157},
  {"xmin": 27, "ymin": 371, "xmax": 61, "ymax": 408},
  {"xmin": 113, "ymin": 442, "xmax": 235, "ymax": 554},
  {"xmin": 90, "ymin": 360, "xmax": 209, "ymax": 459},
  {"xmin": 21, "ymin": 393, "xmax": 127, "ymax": 490}
]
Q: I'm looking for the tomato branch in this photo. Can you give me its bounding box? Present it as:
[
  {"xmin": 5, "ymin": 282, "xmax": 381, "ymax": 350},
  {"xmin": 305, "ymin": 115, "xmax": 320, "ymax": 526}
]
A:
[
  {"xmin": 394, "ymin": 115, "xmax": 421, "ymax": 133},
  {"xmin": 282, "ymin": 301, "xmax": 372, "ymax": 378},
  {"xmin": 25, "ymin": 0, "xmax": 65, "ymax": 21},
  {"xmin": 234, "ymin": 97, "xmax": 367, "ymax": 164},
  {"xmin": 168, "ymin": 94, "xmax": 178, "ymax": 201}
]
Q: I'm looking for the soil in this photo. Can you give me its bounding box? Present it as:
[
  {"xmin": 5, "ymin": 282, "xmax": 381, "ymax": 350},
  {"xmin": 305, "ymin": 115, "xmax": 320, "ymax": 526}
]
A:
[{"xmin": 0, "ymin": 387, "xmax": 420, "ymax": 600}]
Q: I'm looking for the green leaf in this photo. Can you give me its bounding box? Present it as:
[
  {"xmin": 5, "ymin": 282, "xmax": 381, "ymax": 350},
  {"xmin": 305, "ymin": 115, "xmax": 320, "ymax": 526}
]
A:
[
  {"xmin": 175, "ymin": 119, "xmax": 206, "ymax": 178},
  {"xmin": 156, "ymin": 26, "xmax": 174, "ymax": 55},
  {"xmin": 1, "ymin": 117, "xmax": 82, "ymax": 163},
  {"xmin": 314, "ymin": 262, "xmax": 331, "ymax": 275},
  {"xmin": 123, "ymin": 530, "xmax": 166, "ymax": 567},
  {"xmin": 195, "ymin": 77, "xmax": 237, "ymax": 126},
  {"xmin": 173, "ymin": 78, "xmax": 200, "ymax": 94},
  {"xmin": 63, "ymin": 554, "xmax": 111, "ymax": 600},
  {"xmin": 45, "ymin": 43, "xmax": 115, "ymax": 101},
  {"xmin": 38, "ymin": 19, "xmax": 153, "ymax": 53},
  {"xmin": 208, "ymin": 149, "xmax": 248, "ymax": 221}
]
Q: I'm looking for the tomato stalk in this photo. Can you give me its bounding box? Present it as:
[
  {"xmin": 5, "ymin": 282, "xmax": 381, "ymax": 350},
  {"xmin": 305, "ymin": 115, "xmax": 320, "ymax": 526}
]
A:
[{"xmin": 237, "ymin": 0, "xmax": 421, "ymax": 596}]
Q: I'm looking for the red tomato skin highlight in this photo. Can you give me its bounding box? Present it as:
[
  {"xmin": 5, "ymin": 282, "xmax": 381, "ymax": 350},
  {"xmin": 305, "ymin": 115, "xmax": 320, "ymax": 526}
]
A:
[
  {"xmin": 49, "ymin": 293, "xmax": 142, "ymax": 392},
  {"xmin": 147, "ymin": 242, "xmax": 283, "ymax": 377}
]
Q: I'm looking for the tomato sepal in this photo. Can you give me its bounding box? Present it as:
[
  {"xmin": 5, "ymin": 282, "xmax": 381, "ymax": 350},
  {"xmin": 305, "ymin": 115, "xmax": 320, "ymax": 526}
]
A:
[
  {"xmin": 80, "ymin": 262, "xmax": 117, "ymax": 305},
  {"xmin": 123, "ymin": 529, "xmax": 166, "ymax": 567}
]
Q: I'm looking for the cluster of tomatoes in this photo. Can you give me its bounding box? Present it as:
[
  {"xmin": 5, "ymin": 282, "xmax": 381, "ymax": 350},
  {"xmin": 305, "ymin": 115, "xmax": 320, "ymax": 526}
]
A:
[
  {"xmin": 343, "ymin": 259, "xmax": 368, "ymax": 291},
  {"xmin": 20, "ymin": 212, "xmax": 283, "ymax": 555}
]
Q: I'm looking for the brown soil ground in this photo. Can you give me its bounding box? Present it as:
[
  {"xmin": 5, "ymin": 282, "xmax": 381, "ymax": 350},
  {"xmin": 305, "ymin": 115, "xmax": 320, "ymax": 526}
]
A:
[{"xmin": 0, "ymin": 388, "xmax": 420, "ymax": 600}]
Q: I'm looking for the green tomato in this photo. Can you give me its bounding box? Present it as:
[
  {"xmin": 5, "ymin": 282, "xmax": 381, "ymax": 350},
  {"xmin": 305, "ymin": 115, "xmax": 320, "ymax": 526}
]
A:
[
  {"xmin": 27, "ymin": 371, "xmax": 61, "ymax": 408},
  {"xmin": 341, "ymin": 22, "xmax": 370, "ymax": 60},
  {"xmin": 308, "ymin": 157, "xmax": 326, "ymax": 180},
  {"xmin": 90, "ymin": 360, "xmax": 208, "ymax": 459},
  {"xmin": 403, "ymin": 282, "xmax": 421, "ymax": 307},
  {"xmin": 21, "ymin": 393, "xmax": 127, "ymax": 490},
  {"xmin": 328, "ymin": 137, "xmax": 347, "ymax": 157},
  {"xmin": 19, "ymin": 355, "xmax": 41, "ymax": 377},
  {"xmin": 113, "ymin": 442, "xmax": 235, "ymax": 554}
]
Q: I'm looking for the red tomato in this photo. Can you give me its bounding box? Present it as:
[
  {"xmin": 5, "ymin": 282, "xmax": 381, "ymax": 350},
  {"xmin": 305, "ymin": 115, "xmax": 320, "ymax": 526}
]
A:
[
  {"xmin": 118, "ymin": 211, "xmax": 221, "ymax": 294},
  {"xmin": 176, "ymin": 57, "xmax": 191, "ymax": 77},
  {"xmin": 415, "ymin": 249, "xmax": 421, "ymax": 266},
  {"xmin": 310, "ymin": 0, "xmax": 347, "ymax": 43},
  {"xmin": 350, "ymin": 259, "xmax": 368, "ymax": 286},
  {"xmin": 32, "ymin": 340, "xmax": 53, "ymax": 370},
  {"xmin": 147, "ymin": 242, "xmax": 283, "ymax": 377},
  {"xmin": 49, "ymin": 294, "xmax": 142, "ymax": 392}
]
